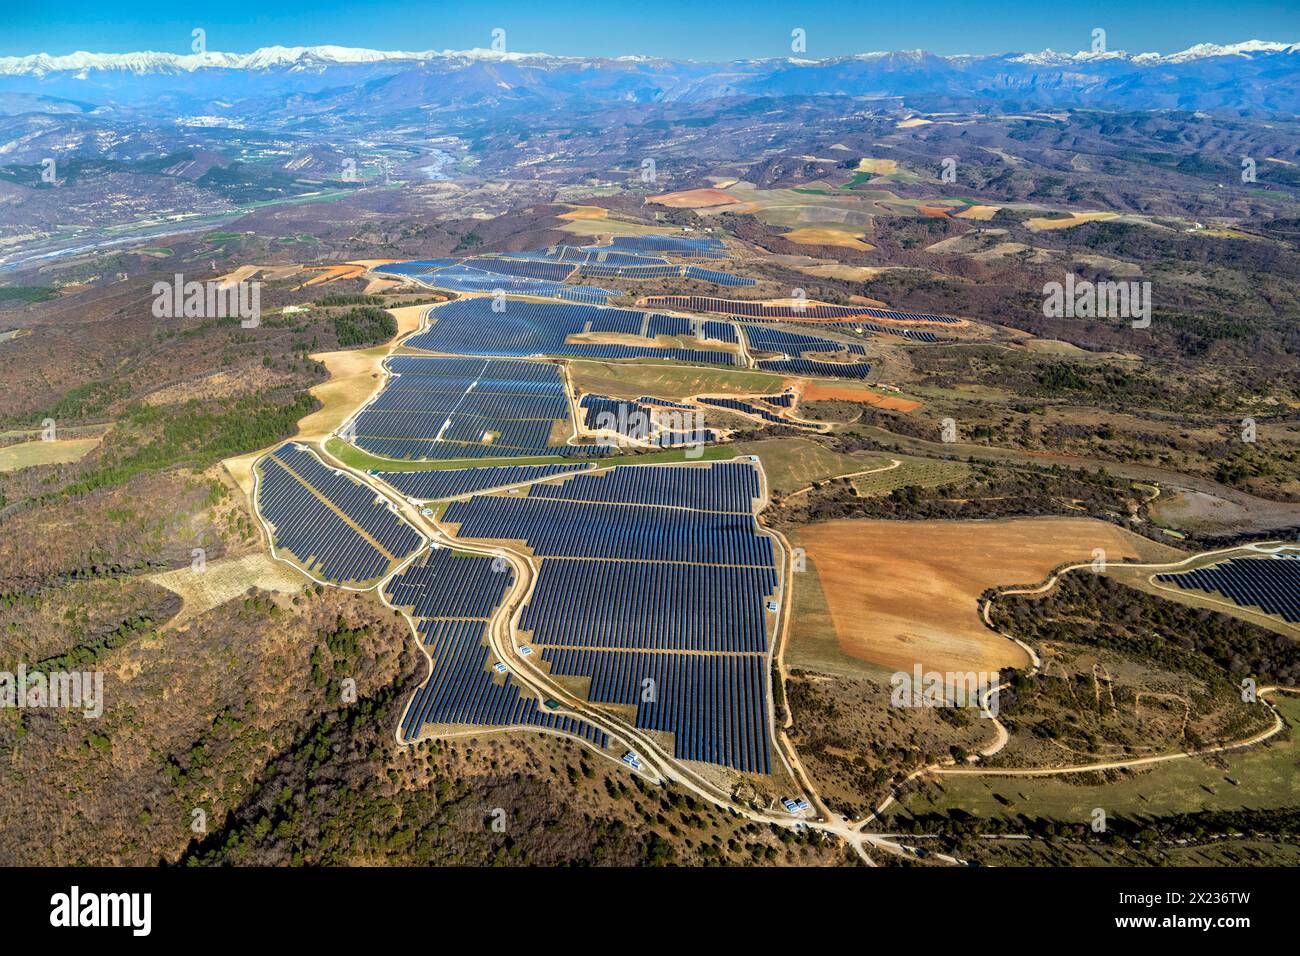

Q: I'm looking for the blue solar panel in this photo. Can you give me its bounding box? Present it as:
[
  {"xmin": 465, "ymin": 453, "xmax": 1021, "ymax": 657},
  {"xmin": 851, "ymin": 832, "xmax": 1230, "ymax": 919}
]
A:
[
  {"xmin": 444, "ymin": 496, "xmax": 773, "ymax": 564},
  {"xmin": 684, "ymin": 265, "xmax": 756, "ymax": 286},
  {"xmin": 756, "ymin": 358, "xmax": 872, "ymax": 379},
  {"xmin": 697, "ymin": 395, "xmax": 814, "ymax": 428},
  {"xmin": 256, "ymin": 443, "xmax": 423, "ymax": 584},
  {"xmin": 644, "ymin": 295, "xmax": 961, "ymax": 325},
  {"xmin": 404, "ymin": 298, "xmax": 739, "ymax": 365},
  {"xmin": 742, "ymin": 324, "xmax": 857, "ymax": 357},
  {"xmin": 347, "ymin": 356, "xmax": 612, "ymax": 462},
  {"xmin": 379, "ymin": 463, "xmax": 594, "ymax": 500},
  {"xmin": 388, "ymin": 548, "xmax": 609, "ymax": 746},
  {"xmin": 592, "ymin": 236, "xmax": 729, "ymax": 260},
  {"xmin": 437, "ymin": 460, "xmax": 777, "ymax": 772},
  {"xmin": 1156, "ymin": 557, "xmax": 1300, "ymax": 623},
  {"xmin": 542, "ymin": 649, "xmax": 770, "ymax": 773}
]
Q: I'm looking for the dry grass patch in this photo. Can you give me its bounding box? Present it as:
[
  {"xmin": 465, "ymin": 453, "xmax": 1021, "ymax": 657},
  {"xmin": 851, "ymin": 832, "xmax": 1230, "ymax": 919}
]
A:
[
  {"xmin": 558, "ymin": 205, "xmax": 609, "ymax": 221},
  {"xmin": 954, "ymin": 204, "xmax": 1000, "ymax": 221},
  {"xmin": 149, "ymin": 553, "xmax": 306, "ymax": 628},
  {"xmin": 1026, "ymin": 211, "xmax": 1118, "ymax": 231},
  {"xmin": 646, "ymin": 188, "xmax": 739, "ymax": 208},
  {"xmin": 0, "ymin": 436, "xmax": 102, "ymax": 472},
  {"xmin": 783, "ymin": 228, "xmax": 875, "ymax": 250}
]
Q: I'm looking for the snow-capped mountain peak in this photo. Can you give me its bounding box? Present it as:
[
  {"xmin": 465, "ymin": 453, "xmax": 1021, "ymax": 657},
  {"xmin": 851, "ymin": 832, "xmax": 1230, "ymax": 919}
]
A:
[
  {"xmin": 1, "ymin": 40, "xmax": 1296, "ymax": 77},
  {"xmin": 0, "ymin": 45, "xmax": 557, "ymax": 77}
]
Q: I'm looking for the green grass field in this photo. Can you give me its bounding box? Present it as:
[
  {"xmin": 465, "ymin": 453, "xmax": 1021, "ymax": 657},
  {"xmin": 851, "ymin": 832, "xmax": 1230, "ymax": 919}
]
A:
[
  {"xmin": 569, "ymin": 360, "xmax": 784, "ymax": 402},
  {"xmin": 851, "ymin": 456, "xmax": 971, "ymax": 497},
  {"xmin": 0, "ymin": 437, "xmax": 102, "ymax": 472},
  {"xmin": 886, "ymin": 694, "xmax": 1300, "ymax": 824},
  {"xmin": 0, "ymin": 286, "xmax": 60, "ymax": 304},
  {"xmin": 736, "ymin": 437, "xmax": 889, "ymax": 496}
]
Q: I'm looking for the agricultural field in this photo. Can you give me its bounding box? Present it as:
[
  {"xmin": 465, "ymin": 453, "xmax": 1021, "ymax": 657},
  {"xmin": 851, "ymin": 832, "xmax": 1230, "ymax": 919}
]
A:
[{"xmin": 787, "ymin": 517, "xmax": 1149, "ymax": 676}]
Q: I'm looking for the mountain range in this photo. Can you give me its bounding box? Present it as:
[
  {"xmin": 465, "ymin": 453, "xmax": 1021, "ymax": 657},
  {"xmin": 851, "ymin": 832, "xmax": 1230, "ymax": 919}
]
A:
[{"xmin": 0, "ymin": 40, "xmax": 1296, "ymax": 115}]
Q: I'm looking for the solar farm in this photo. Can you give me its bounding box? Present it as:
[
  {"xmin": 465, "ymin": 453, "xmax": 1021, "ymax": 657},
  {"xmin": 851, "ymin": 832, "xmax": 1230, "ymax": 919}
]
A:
[
  {"xmin": 641, "ymin": 294, "xmax": 965, "ymax": 326},
  {"xmin": 374, "ymin": 236, "xmax": 750, "ymax": 304},
  {"xmin": 441, "ymin": 461, "xmax": 779, "ymax": 773},
  {"xmin": 245, "ymin": 232, "xmax": 952, "ymax": 784},
  {"xmin": 342, "ymin": 355, "xmax": 610, "ymax": 461},
  {"xmin": 388, "ymin": 547, "xmax": 610, "ymax": 747},
  {"xmin": 255, "ymin": 443, "xmax": 424, "ymax": 585},
  {"xmin": 234, "ymin": 208, "xmax": 1300, "ymax": 867},
  {"xmin": 1155, "ymin": 556, "xmax": 1300, "ymax": 624}
]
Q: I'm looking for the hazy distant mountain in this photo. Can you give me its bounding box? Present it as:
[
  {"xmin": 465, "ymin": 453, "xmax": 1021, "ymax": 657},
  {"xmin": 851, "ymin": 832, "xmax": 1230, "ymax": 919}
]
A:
[{"xmin": 0, "ymin": 41, "xmax": 1296, "ymax": 115}]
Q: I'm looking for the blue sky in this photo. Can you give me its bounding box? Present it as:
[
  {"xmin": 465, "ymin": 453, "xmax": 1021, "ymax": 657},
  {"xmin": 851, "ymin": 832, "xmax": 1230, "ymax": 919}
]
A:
[{"xmin": 3, "ymin": 0, "xmax": 1297, "ymax": 59}]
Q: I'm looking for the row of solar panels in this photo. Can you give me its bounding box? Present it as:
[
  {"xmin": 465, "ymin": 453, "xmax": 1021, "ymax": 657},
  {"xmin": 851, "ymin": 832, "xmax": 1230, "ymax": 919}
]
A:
[
  {"xmin": 787, "ymin": 319, "xmax": 942, "ymax": 343},
  {"xmin": 441, "ymin": 460, "xmax": 776, "ymax": 772},
  {"xmin": 522, "ymin": 560, "xmax": 776, "ymax": 652},
  {"xmin": 757, "ymin": 358, "xmax": 872, "ymax": 378},
  {"xmin": 573, "ymin": 263, "xmax": 755, "ymax": 286},
  {"xmin": 374, "ymin": 255, "xmax": 621, "ymax": 304},
  {"xmin": 444, "ymin": 496, "xmax": 774, "ymax": 565},
  {"xmin": 542, "ymin": 648, "xmax": 771, "ymax": 773},
  {"xmin": 698, "ymin": 395, "xmax": 815, "ymax": 429},
  {"xmin": 579, "ymin": 395, "xmax": 714, "ymax": 447},
  {"xmin": 347, "ymin": 357, "xmax": 581, "ymax": 461},
  {"xmin": 1156, "ymin": 558, "xmax": 1300, "ymax": 624},
  {"xmin": 387, "ymin": 547, "xmax": 513, "ymax": 618},
  {"xmin": 644, "ymin": 294, "xmax": 961, "ymax": 324},
  {"xmin": 257, "ymin": 443, "xmax": 423, "ymax": 584},
  {"xmin": 385, "ymin": 551, "xmax": 609, "ymax": 745},
  {"xmin": 525, "ymin": 461, "xmax": 762, "ymax": 513},
  {"xmin": 378, "ymin": 463, "xmax": 594, "ymax": 501},
  {"xmin": 395, "ymin": 611, "xmax": 608, "ymax": 747},
  {"xmin": 742, "ymin": 324, "xmax": 867, "ymax": 357},
  {"xmin": 499, "ymin": 245, "xmax": 666, "ymax": 266},
  {"xmin": 405, "ymin": 298, "xmax": 740, "ymax": 366},
  {"xmin": 596, "ymin": 235, "xmax": 728, "ymax": 260}
]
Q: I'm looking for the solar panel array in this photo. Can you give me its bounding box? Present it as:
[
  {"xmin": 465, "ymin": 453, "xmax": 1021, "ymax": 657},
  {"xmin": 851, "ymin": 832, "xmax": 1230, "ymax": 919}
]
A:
[
  {"xmin": 404, "ymin": 297, "xmax": 739, "ymax": 365},
  {"xmin": 378, "ymin": 463, "xmax": 593, "ymax": 500},
  {"xmin": 790, "ymin": 319, "xmax": 942, "ymax": 343},
  {"xmin": 464, "ymin": 257, "xmax": 577, "ymax": 282},
  {"xmin": 742, "ymin": 324, "xmax": 857, "ymax": 357},
  {"xmin": 698, "ymin": 395, "xmax": 812, "ymax": 428},
  {"xmin": 579, "ymin": 395, "xmax": 714, "ymax": 448},
  {"xmin": 595, "ymin": 235, "xmax": 728, "ymax": 259},
  {"xmin": 373, "ymin": 258, "xmax": 619, "ymax": 304},
  {"xmin": 580, "ymin": 394, "xmax": 652, "ymax": 439},
  {"xmin": 441, "ymin": 462, "xmax": 776, "ymax": 773},
  {"xmin": 257, "ymin": 443, "xmax": 423, "ymax": 584},
  {"xmin": 542, "ymin": 649, "xmax": 769, "ymax": 771},
  {"xmin": 387, "ymin": 547, "xmax": 514, "ymax": 618},
  {"xmin": 701, "ymin": 320, "xmax": 740, "ymax": 344},
  {"xmin": 757, "ymin": 358, "xmax": 872, "ymax": 379},
  {"xmin": 647, "ymin": 313, "xmax": 693, "ymax": 337},
  {"xmin": 643, "ymin": 295, "xmax": 962, "ymax": 325},
  {"xmin": 639, "ymin": 396, "xmax": 696, "ymax": 409},
  {"xmin": 389, "ymin": 550, "xmax": 609, "ymax": 747},
  {"xmin": 683, "ymin": 266, "xmax": 756, "ymax": 286},
  {"xmin": 1155, "ymin": 557, "xmax": 1300, "ymax": 624},
  {"xmin": 347, "ymin": 356, "xmax": 610, "ymax": 461}
]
